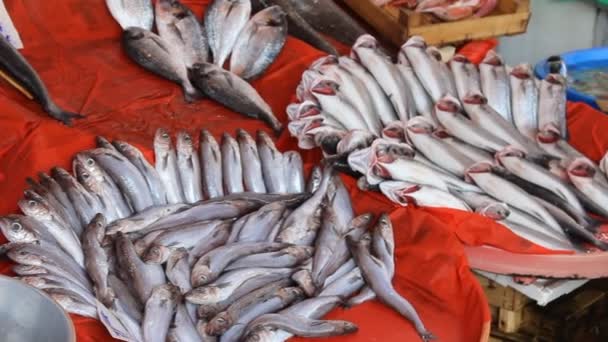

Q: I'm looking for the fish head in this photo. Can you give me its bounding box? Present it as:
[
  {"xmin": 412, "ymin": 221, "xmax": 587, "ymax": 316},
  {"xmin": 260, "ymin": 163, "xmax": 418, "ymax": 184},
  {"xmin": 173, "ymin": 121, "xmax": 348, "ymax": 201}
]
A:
[
  {"xmin": 13, "ymin": 264, "xmax": 46, "ymax": 276},
  {"xmin": 352, "ymin": 34, "xmax": 379, "ymax": 52},
  {"xmin": 191, "ymin": 264, "xmax": 212, "ymax": 287},
  {"xmin": 50, "ymin": 167, "xmax": 74, "ymax": 185},
  {"xmin": 464, "ymin": 161, "xmax": 494, "ymax": 183},
  {"xmin": 536, "ymin": 128, "xmax": 560, "ymax": 145},
  {"xmin": 18, "ymin": 194, "xmax": 51, "ymax": 221},
  {"xmin": 245, "ymin": 327, "xmax": 277, "ymax": 342},
  {"xmin": 402, "ymin": 35, "xmax": 427, "ymax": 49},
  {"xmin": 207, "ymin": 312, "xmax": 233, "ymax": 335},
  {"xmin": 375, "ymin": 213, "xmax": 394, "ymax": 246},
  {"xmin": 397, "ymin": 50, "xmax": 411, "ymax": 67},
  {"xmin": 309, "ymin": 55, "xmax": 339, "ymax": 71},
  {"xmin": 510, "ymin": 63, "xmax": 533, "ymax": 79},
  {"xmin": 278, "ymin": 286, "xmax": 305, "ymax": 302},
  {"xmin": 152, "ymin": 284, "xmax": 181, "ymax": 302},
  {"xmin": 73, "ymin": 154, "xmax": 103, "ymax": 192},
  {"xmin": 8, "ymin": 247, "xmax": 42, "ymax": 265},
  {"xmin": 0, "ymin": 216, "xmax": 37, "ymax": 243},
  {"xmin": 379, "ymin": 181, "xmax": 419, "ymax": 206},
  {"xmin": 112, "ymin": 140, "xmax": 133, "ymax": 156},
  {"xmin": 432, "ymin": 129, "xmax": 452, "ymax": 140},
  {"xmin": 451, "ymin": 54, "xmax": 471, "ymax": 65},
  {"xmin": 462, "ymin": 92, "xmax": 488, "ymax": 106},
  {"xmin": 348, "ymin": 213, "xmax": 374, "ymax": 233},
  {"xmin": 176, "ymin": 130, "xmax": 195, "ymax": 156},
  {"xmin": 88, "ymin": 213, "xmax": 107, "ymax": 241},
  {"xmin": 495, "ymin": 146, "xmax": 526, "ymax": 166},
  {"xmin": 548, "ymin": 160, "xmax": 569, "ymax": 182},
  {"xmin": 347, "ymin": 146, "xmax": 372, "ymax": 175},
  {"xmin": 310, "ymin": 78, "xmax": 339, "ymax": 96},
  {"xmin": 435, "ymin": 96, "xmax": 463, "ymax": 116},
  {"xmin": 427, "ymin": 46, "xmax": 444, "ymax": 62},
  {"xmin": 154, "ymin": 128, "xmax": 172, "ymax": 152},
  {"xmin": 406, "ymin": 116, "xmax": 436, "ymax": 136},
  {"xmin": 199, "ymin": 129, "xmax": 218, "ymax": 147},
  {"xmin": 382, "ymin": 121, "xmax": 407, "ymax": 143},
  {"xmin": 256, "ymin": 5, "xmax": 287, "ymax": 27},
  {"xmin": 336, "ymin": 130, "xmax": 376, "ymax": 155},
  {"xmin": 302, "ymin": 69, "xmax": 323, "ymax": 90},
  {"xmin": 284, "ymin": 245, "xmax": 314, "ymax": 261},
  {"xmin": 476, "ymin": 203, "xmax": 510, "ymax": 220},
  {"xmin": 311, "ymin": 128, "xmax": 345, "ymax": 156},
  {"xmin": 567, "ymin": 158, "xmax": 596, "ymax": 179},
  {"xmin": 122, "ymin": 27, "xmax": 148, "ymax": 42},
  {"xmin": 144, "ymin": 245, "xmax": 171, "ymax": 264},
  {"xmin": 482, "ymin": 50, "xmax": 503, "ymax": 66},
  {"xmin": 95, "ymin": 136, "xmax": 114, "ymax": 149},
  {"xmin": 372, "ymin": 139, "xmax": 415, "ymax": 164},
  {"xmin": 297, "ymin": 101, "xmax": 321, "ymax": 119},
  {"xmin": 157, "ymin": 0, "xmax": 188, "ymax": 20},
  {"xmin": 187, "ymin": 286, "xmax": 220, "ymax": 305},
  {"xmin": 188, "ymin": 62, "xmax": 219, "ymax": 81}
]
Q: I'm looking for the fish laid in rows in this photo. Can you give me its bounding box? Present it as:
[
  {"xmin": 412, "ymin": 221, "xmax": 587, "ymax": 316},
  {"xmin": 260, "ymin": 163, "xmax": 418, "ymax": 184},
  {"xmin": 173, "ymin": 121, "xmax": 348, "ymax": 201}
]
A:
[{"xmin": 205, "ymin": 0, "xmax": 252, "ymax": 67}]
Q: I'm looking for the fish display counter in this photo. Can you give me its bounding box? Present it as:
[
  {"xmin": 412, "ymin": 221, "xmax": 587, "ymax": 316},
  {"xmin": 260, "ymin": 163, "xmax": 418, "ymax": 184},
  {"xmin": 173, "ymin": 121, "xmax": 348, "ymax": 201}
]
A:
[{"xmin": 0, "ymin": 1, "xmax": 607, "ymax": 342}]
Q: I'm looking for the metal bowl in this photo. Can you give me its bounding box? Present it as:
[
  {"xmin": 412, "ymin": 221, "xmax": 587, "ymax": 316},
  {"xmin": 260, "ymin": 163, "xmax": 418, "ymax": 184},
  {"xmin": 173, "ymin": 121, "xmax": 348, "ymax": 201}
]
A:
[{"xmin": 0, "ymin": 275, "xmax": 76, "ymax": 342}]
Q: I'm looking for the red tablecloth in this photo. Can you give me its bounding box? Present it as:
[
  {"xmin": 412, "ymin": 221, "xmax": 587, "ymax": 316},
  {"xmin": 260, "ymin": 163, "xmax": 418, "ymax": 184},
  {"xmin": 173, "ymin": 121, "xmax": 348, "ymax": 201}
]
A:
[{"xmin": 1, "ymin": 1, "xmax": 607, "ymax": 341}]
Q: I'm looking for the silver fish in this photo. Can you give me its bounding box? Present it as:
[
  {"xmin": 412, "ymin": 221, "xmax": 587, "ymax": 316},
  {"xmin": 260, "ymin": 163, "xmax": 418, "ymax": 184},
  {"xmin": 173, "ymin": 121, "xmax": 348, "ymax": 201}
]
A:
[
  {"xmin": 380, "ymin": 181, "xmax": 472, "ymax": 211},
  {"xmin": 165, "ymin": 248, "xmax": 193, "ymax": 294},
  {"xmin": 0, "ymin": 215, "xmax": 56, "ymax": 245},
  {"xmin": 83, "ymin": 214, "xmax": 114, "ymax": 307},
  {"xmin": 402, "ymin": 36, "xmax": 447, "ymax": 102},
  {"xmin": 47, "ymin": 289, "xmax": 98, "ymax": 319},
  {"xmin": 113, "ymin": 140, "xmax": 166, "ymax": 206},
  {"xmin": 567, "ymin": 159, "xmax": 608, "ymax": 214},
  {"xmin": 237, "ymin": 129, "xmax": 267, "ymax": 193},
  {"xmin": 38, "ymin": 172, "xmax": 81, "ymax": 231},
  {"xmin": 318, "ymin": 266, "xmax": 365, "ymax": 299},
  {"xmin": 225, "ymin": 245, "xmax": 312, "ymax": 271},
  {"xmin": 306, "ymin": 165, "xmax": 322, "ymax": 193},
  {"xmin": 432, "ymin": 130, "xmax": 494, "ymax": 164},
  {"xmin": 200, "ymin": 129, "xmax": 225, "ymax": 199},
  {"xmin": 257, "ymin": 130, "xmax": 287, "ymax": 193},
  {"xmin": 283, "ymin": 151, "xmax": 305, "ymax": 194},
  {"xmin": 155, "ymin": 0, "xmax": 208, "ymax": 68},
  {"xmin": 510, "ymin": 63, "xmax": 539, "ymax": 140},
  {"xmin": 450, "ymin": 54, "xmax": 481, "ymax": 101},
  {"xmin": 230, "ymin": 201, "xmax": 286, "ymax": 243},
  {"xmin": 242, "ymin": 314, "xmax": 357, "ymax": 340},
  {"xmin": 205, "ymin": 0, "xmax": 252, "ymax": 67},
  {"xmin": 108, "ymin": 274, "xmax": 143, "ymax": 323},
  {"xmin": 309, "ymin": 79, "xmax": 370, "ymax": 132},
  {"xmin": 396, "ymin": 51, "xmax": 435, "ymax": 123},
  {"xmin": 382, "ymin": 121, "xmax": 407, "ymax": 143},
  {"xmin": 177, "ymin": 131, "xmax": 203, "ymax": 203},
  {"xmin": 122, "ymin": 27, "xmax": 200, "ymax": 102},
  {"xmin": 106, "ymin": 204, "xmax": 189, "ymax": 235},
  {"xmin": 538, "ymin": 74, "xmax": 567, "ymax": 137},
  {"xmin": 25, "ymin": 178, "xmax": 77, "ymax": 235},
  {"xmin": 221, "ymin": 133, "xmax": 245, "ymax": 194},
  {"xmin": 231, "ymin": 5, "xmax": 288, "ymax": 80},
  {"xmin": 479, "ymin": 50, "xmax": 511, "ymax": 122},
  {"xmin": 19, "ymin": 274, "xmax": 96, "ymax": 307},
  {"xmin": 167, "ymin": 303, "xmax": 201, "ymax": 342},
  {"xmin": 143, "ymin": 284, "xmax": 180, "ymax": 342},
  {"xmin": 189, "ymin": 63, "xmax": 283, "ymax": 134},
  {"xmin": 335, "ymin": 129, "xmax": 375, "ymax": 155},
  {"xmin": 154, "ymin": 128, "xmax": 186, "ymax": 204},
  {"xmin": 105, "ymin": 0, "xmax": 153, "ymax": 30},
  {"xmin": 428, "ymin": 46, "xmax": 458, "ymax": 99}
]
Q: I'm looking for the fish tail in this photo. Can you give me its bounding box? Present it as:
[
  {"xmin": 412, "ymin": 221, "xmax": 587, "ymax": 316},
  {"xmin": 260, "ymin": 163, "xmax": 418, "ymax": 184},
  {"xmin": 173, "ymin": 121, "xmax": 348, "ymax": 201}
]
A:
[
  {"xmin": 183, "ymin": 81, "xmax": 204, "ymax": 103},
  {"xmin": 46, "ymin": 101, "xmax": 85, "ymax": 126}
]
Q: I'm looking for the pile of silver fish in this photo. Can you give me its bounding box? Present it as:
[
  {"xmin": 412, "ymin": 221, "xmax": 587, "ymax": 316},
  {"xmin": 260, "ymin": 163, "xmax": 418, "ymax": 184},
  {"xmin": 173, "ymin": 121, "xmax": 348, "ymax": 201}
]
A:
[
  {"xmin": 0, "ymin": 128, "xmax": 436, "ymax": 341},
  {"xmin": 108, "ymin": 0, "xmax": 287, "ymax": 133},
  {"xmin": 288, "ymin": 34, "xmax": 608, "ymax": 254}
]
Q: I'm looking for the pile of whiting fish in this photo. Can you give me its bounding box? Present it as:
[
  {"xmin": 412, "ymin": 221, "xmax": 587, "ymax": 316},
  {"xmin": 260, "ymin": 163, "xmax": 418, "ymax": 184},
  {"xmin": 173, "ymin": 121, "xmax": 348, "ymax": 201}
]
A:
[
  {"xmin": 0, "ymin": 128, "xmax": 436, "ymax": 341},
  {"xmin": 107, "ymin": 0, "xmax": 287, "ymax": 134},
  {"xmin": 289, "ymin": 34, "xmax": 608, "ymax": 253}
]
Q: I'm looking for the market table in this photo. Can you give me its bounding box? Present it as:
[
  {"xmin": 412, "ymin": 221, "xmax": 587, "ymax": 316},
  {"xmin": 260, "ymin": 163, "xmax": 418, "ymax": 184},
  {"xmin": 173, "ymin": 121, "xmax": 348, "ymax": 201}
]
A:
[{"xmin": 1, "ymin": 1, "xmax": 607, "ymax": 341}]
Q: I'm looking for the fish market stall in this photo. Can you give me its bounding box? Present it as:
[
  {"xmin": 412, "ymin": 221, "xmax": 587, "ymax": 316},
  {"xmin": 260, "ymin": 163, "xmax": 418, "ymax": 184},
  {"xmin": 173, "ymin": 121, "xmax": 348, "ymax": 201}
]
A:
[{"xmin": 0, "ymin": 1, "xmax": 608, "ymax": 342}]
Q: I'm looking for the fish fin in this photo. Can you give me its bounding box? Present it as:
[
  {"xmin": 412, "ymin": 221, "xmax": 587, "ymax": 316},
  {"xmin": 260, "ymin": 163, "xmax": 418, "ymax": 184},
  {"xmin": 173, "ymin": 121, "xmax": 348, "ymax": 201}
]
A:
[{"xmin": 46, "ymin": 106, "xmax": 85, "ymax": 126}]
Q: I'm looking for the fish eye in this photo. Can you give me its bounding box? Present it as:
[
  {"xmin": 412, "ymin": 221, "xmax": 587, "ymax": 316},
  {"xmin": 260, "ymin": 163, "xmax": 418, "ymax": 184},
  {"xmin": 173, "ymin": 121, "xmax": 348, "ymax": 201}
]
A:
[
  {"xmin": 216, "ymin": 318, "xmax": 225, "ymax": 324},
  {"xmin": 162, "ymin": 133, "xmax": 169, "ymax": 139},
  {"xmin": 28, "ymin": 200, "xmax": 36, "ymax": 207},
  {"xmin": 11, "ymin": 222, "xmax": 22, "ymax": 231},
  {"xmin": 82, "ymin": 173, "xmax": 90, "ymax": 179},
  {"xmin": 96, "ymin": 221, "xmax": 103, "ymax": 228},
  {"xmin": 86, "ymin": 158, "xmax": 95, "ymax": 166}
]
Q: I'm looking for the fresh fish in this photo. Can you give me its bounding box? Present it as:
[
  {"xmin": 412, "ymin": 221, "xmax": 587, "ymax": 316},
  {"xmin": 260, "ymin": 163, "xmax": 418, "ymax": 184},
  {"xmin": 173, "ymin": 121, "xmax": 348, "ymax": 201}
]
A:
[
  {"xmin": 82, "ymin": 214, "xmax": 114, "ymax": 307},
  {"xmin": 231, "ymin": 6, "xmax": 288, "ymax": 80},
  {"xmin": 347, "ymin": 234, "xmax": 435, "ymax": 341},
  {"xmin": 291, "ymin": 265, "xmax": 315, "ymax": 297},
  {"xmin": 309, "ymin": 78, "xmax": 370, "ymax": 132},
  {"xmin": 242, "ymin": 314, "xmax": 358, "ymax": 340},
  {"xmin": 12, "ymin": 264, "xmax": 48, "ymax": 276},
  {"xmin": 105, "ymin": 0, "xmax": 153, "ymax": 30},
  {"xmin": 154, "ymin": 128, "xmax": 186, "ymax": 204},
  {"xmin": 406, "ymin": 116, "xmax": 474, "ymax": 177},
  {"xmin": 189, "ymin": 63, "xmax": 283, "ymax": 134},
  {"xmin": 106, "ymin": 204, "xmax": 189, "ymax": 235},
  {"xmin": 318, "ymin": 266, "xmax": 365, "ymax": 299},
  {"xmin": 115, "ymin": 233, "xmax": 166, "ymax": 303},
  {"xmin": 335, "ymin": 129, "xmax": 375, "ymax": 155},
  {"xmin": 108, "ymin": 274, "xmax": 144, "ymax": 322},
  {"xmin": 306, "ymin": 165, "xmax": 322, "ymax": 193},
  {"xmin": 450, "ymin": 54, "xmax": 481, "ymax": 101},
  {"xmin": 225, "ymin": 245, "xmax": 312, "ymax": 270},
  {"xmin": 0, "ymin": 215, "xmax": 54, "ymax": 244},
  {"xmin": 165, "ymin": 248, "xmax": 192, "ymax": 294},
  {"xmin": 435, "ymin": 96, "xmax": 508, "ymax": 152},
  {"xmin": 257, "ymin": 131, "xmax": 287, "ymax": 193},
  {"xmin": 191, "ymin": 242, "xmax": 287, "ymax": 287},
  {"xmin": 37, "ymin": 172, "xmax": 81, "ymax": 231},
  {"xmin": 200, "ymin": 129, "xmax": 225, "ymax": 199},
  {"xmin": 479, "ymin": 50, "xmax": 511, "ymax": 122},
  {"xmin": 538, "ymin": 74, "xmax": 567, "ymax": 137},
  {"xmin": 567, "ymin": 159, "xmax": 608, "ymax": 214},
  {"xmin": 17, "ymin": 192, "xmax": 84, "ymax": 266},
  {"xmin": 510, "ymin": 64, "xmax": 539, "ymax": 140},
  {"xmin": 352, "ymin": 35, "xmax": 416, "ymax": 122},
  {"xmin": 338, "ymin": 56, "xmax": 399, "ymax": 125},
  {"xmin": 167, "ymin": 303, "xmax": 201, "ymax": 342},
  {"xmin": 381, "ymin": 181, "xmax": 471, "ymax": 211},
  {"xmin": 220, "ymin": 133, "xmax": 245, "ymax": 194},
  {"xmin": 0, "ymin": 35, "xmax": 83, "ymax": 125},
  {"xmin": 428, "ymin": 46, "xmax": 458, "ymax": 99},
  {"xmin": 113, "ymin": 140, "xmax": 166, "ymax": 206},
  {"xmin": 402, "ymin": 36, "xmax": 448, "ymax": 101},
  {"xmin": 396, "ymin": 51, "xmax": 435, "ymax": 123},
  {"xmin": 205, "ymin": 0, "xmax": 252, "ymax": 67},
  {"xmin": 122, "ymin": 27, "xmax": 200, "ymax": 102},
  {"xmin": 155, "ymin": 0, "xmax": 208, "ymax": 68},
  {"xmin": 19, "ymin": 274, "xmax": 96, "ymax": 306},
  {"xmin": 25, "ymin": 178, "xmax": 76, "ymax": 233},
  {"xmin": 187, "ymin": 221, "xmax": 233, "ymax": 261},
  {"xmin": 230, "ymin": 201, "xmax": 287, "ymax": 243},
  {"xmin": 143, "ymin": 284, "xmax": 180, "ymax": 342},
  {"xmin": 47, "ymin": 289, "xmax": 98, "ymax": 319},
  {"xmin": 432, "ymin": 130, "xmax": 494, "ymax": 164},
  {"xmin": 382, "ymin": 121, "xmax": 407, "ymax": 143},
  {"xmin": 176, "ymin": 131, "xmax": 203, "ymax": 203},
  {"xmin": 283, "ymin": 151, "xmax": 305, "ymax": 193},
  {"xmin": 237, "ymin": 129, "xmax": 267, "ymax": 193},
  {"xmin": 88, "ymin": 147, "xmax": 155, "ymax": 212}
]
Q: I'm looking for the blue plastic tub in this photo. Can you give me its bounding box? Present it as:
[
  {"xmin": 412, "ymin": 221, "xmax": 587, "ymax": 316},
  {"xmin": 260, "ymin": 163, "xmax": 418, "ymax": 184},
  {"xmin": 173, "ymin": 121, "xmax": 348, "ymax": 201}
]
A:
[{"xmin": 534, "ymin": 47, "xmax": 608, "ymax": 110}]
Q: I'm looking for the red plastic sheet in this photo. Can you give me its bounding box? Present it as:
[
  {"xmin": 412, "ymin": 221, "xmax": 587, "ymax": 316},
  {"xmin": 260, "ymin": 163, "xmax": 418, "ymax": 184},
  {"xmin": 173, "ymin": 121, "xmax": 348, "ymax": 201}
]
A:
[{"xmin": 0, "ymin": 1, "xmax": 606, "ymax": 341}]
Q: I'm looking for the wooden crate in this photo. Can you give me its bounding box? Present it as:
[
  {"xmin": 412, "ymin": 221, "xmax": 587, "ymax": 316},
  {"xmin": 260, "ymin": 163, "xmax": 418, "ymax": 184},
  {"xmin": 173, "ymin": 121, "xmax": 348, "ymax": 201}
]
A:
[{"xmin": 341, "ymin": 0, "xmax": 531, "ymax": 46}]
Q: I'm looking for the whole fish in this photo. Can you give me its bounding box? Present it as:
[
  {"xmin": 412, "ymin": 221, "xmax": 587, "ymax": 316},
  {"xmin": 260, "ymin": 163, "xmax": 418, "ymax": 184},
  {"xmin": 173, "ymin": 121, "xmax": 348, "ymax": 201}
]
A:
[
  {"xmin": 38, "ymin": 172, "xmax": 81, "ymax": 231},
  {"xmin": 237, "ymin": 129, "xmax": 267, "ymax": 193},
  {"xmin": 380, "ymin": 181, "xmax": 472, "ymax": 211},
  {"xmin": 402, "ymin": 36, "xmax": 448, "ymax": 101},
  {"xmin": 20, "ymin": 274, "xmax": 96, "ymax": 306},
  {"xmin": 113, "ymin": 140, "xmax": 166, "ymax": 206},
  {"xmin": 309, "ymin": 79, "xmax": 370, "ymax": 132},
  {"xmin": 432, "ymin": 130, "xmax": 494, "ymax": 164},
  {"xmin": 225, "ymin": 245, "xmax": 312, "ymax": 270},
  {"xmin": 200, "ymin": 129, "xmax": 225, "ymax": 199},
  {"xmin": 105, "ymin": 0, "xmax": 153, "ymax": 30},
  {"xmin": 0, "ymin": 215, "xmax": 54, "ymax": 244},
  {"xmin": 479, "ymin": 50, "xmax": 511, "ymax": 122},
  {"xmin": 154, "ymin": 128, "xmax": 186, "ymax": 204},
  {"xmin": 143, "ymin": 284, "xmax": 180, "ymax": 342},
  {"xmin": 231, "ymin": 6, "xmax": 288, "ymax": 80},
  {"xmin": 47, "ymin": 290, "xmax": 98, "ymax": 319},
  {"xmin": 165, "ymin": 248, "xmax": 192, "ymax": 294},
  {"xmin": 406, "ymin": 116, "xmax": 474, "ymax": 177},
  {"xmin": 106, "ymin": 204, "xmax": 189, "ymax": 235},
  {"xmin": 115, "ymin": 233, "xmax": 166, "ymax": 303},
  {"xmin": 82, "ymin": 214, "xmax": 114, "ymax": 307},
  {"xmin": 108, "ymin": 274, "xmax": 144, "ymax": 322},
  {"xmin": 396, "ymin": 51, "xmax": 435, "ymax": 123},
  {"xmin": 155, "ymin": 0, "xmax": 208, "ymax": 68},
  {"xmin": 450, "ymin": 54, "xmax": 481, "ymax": 101},
  {"xmin": 338, "ymin": 56, "xmax": 399, "ymax": 126},
  {"xmin": 435, "ymin": 96, "xmax": 508, "ymax": 152},
  {"xmin": 191, "ymin": 242, "xmax": 287, "ymax": 287},
  {"xmin": 205, "ymin": 0, "xmax": 252, "ymax": 67},
  {"xmin": 318, "ymin": 266, "xmax": 365, "ymax": 299},
  {"xmin": 189, "ymin": 63, "xmax": 283, "ymax": 134},
  {"xmin": 88, "ymin": 147, "xmax": 154, "ymax": 212},
  {"xmin": 538, "ymin": 74, "xmax": 567, "ymax": 137},
  {"xmin": 347, "ymin": 234, "xmax": 435, "ymax": 341},
  {"xmin": 230, "ymin": 201, "xmax": 287, "ymax": 243},
  {"xmin": 242, "ymin": 314, "xmax": 358, "ymax": 341},
  {"xmin": 176, "ymin": 131, "xmax": 203, "ymax": 203},
  {"xmin": 353, "ymin": 35, "xmax": 416, "ymax": 122},
  {"xmin": 510, "ymin": 63, "xmax": 539, "ymax": 140},
  {"xmin": 0, "ymin": 35, "xmax": 83, "ymax": 125},
  {"xmin": 428, "ymin": 46, "xmax": 457, "ymax": 99},
  {"xmin": 122, "ymin": 27, "xmax": 200, "ymax": 102},
  {"xmin": 283, "ymin": 151, "xmax": 305, "ymax": 193},
  {"xmin": 220, "ymin": 133, "xmax": 245, "ymax": 194},
  {"xmin": 257, "ymin": 130, "xmax": 287, "ymax": 193},
  {"xmin": 167, "ymin": 303, "xmax": 201, "ymax": 342},
  {"xmin": 25, "ymin": 178, "xmax": 76, "ymax": 232}
]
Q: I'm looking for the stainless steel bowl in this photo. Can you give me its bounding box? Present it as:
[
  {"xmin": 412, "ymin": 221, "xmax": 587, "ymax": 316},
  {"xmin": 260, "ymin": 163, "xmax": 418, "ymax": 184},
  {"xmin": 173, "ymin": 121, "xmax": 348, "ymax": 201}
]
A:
[{"xmin": 0, "ymin": 275, "xmax": 76, "ymax": 342}]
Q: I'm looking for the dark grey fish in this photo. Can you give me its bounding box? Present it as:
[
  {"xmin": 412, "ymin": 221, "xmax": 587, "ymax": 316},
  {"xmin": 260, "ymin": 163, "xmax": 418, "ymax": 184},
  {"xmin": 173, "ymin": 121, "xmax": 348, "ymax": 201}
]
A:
[
  {"xmin": 189, "ymin": 63, "xmax": 283, "ymax": 134},
  {"xmin": 200, "ymin": 129, "xmax": 225, "ymax": 199},
  {"xmin": 230, "ymin": 5, "xmax": 288, "ymax": 80},
  {"xmin": 122, "ymin": 27, "xmax": 200, "ymax": 102},
  {"xmin": 0, "ymin": 35, "xmax": 83, "ymax": 125}
]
